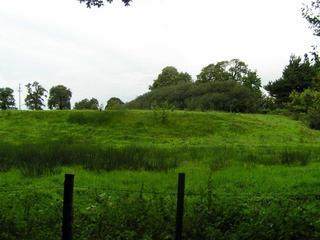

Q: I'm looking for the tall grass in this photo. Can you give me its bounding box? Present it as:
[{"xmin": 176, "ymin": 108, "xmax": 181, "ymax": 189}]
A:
[
  {"xmin": 0, "ymin": 143, "xmax": 318, "ymax": 176},
  {"xmin": 0, "ymin": 144, "xmax": 178, "ymax": 175},
  {"xmin": 178, "ymin": 145, "xmax": 318, "ymax": 170}
]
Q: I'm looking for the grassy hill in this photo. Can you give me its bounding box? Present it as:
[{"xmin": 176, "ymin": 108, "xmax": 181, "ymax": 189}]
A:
[
  {"xmin": 1, "ymin": 109, "xmax": 319, "ymax": 146},
  {"xmin": 0, "ymin": 109, "xmax": 319, "ymax": 174}
]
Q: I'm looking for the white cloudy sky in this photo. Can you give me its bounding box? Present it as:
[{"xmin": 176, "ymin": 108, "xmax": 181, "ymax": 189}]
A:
[{"xmin": 0, "ymin": 0, "xmax": 318, "ymax": 108}]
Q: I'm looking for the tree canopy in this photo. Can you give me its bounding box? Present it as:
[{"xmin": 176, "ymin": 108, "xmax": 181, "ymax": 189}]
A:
[
  {"xmin": 128, "ymin": 80, "xmax": 260, "ymax": 112},
  {"xmin": 48, "ymin": 85, "xmax": 72, "ymax": 110},
  {"xmin": 196, "ymin": 59, "xmax": 261, "ymax": 94},
  {"xmin": 0, "ymin": 88, "xmax": 15, "ymax": 110},
  {"xmin": 265, "ymin": 55, "xmax": 319, "ymax": 106},
  {"xmin": 242, "ymin": 71, "xmax": 262, "ymax": 95},
  {"xmin": 105, "ymin": 97, "xmax": 124, "ymax": 109},
  {"xmin": 196, "ymin": 62, "xmax": 230, "ymax": 83},
  {"xmin": 149, "ymin": 66, "xmax": 192, "ymax": 90},
  {"xmin": 74, "ymin": 98, "xmax": 99, "ymax": 110},
  {"xmin": 129, "ymin": 60, "xmax": 263, "ymax": 112},
  {"xmin": 79, "ymin": 0, "xmax": 131, "ymax": 8},
  {"xmin": 25, "ymin": 82, "xmax": 47, "ymax": 110}
]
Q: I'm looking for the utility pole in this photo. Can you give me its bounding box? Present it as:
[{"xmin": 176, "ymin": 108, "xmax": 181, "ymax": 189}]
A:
[{"xmin": 18, "ymin": 83, "xmax": 22, "ymax": 110}]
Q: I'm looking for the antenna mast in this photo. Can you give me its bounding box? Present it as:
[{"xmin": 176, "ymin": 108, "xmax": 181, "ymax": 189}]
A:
[{"xmin": 18, "ymin": 83, "xmax": 22, "ymax": 110}]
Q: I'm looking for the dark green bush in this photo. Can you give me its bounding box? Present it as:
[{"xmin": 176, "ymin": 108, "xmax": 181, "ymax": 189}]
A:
[
  {"xmin": 127, "ymin": 81, "xmax": 261, "ymax": 113},
  {"xmin": 67, "ymin": 110, "xmax": 127, "ymax": 125},
  {"xmin": 309, "ymin": 109, "xmax": 320, "ymax": 130}
]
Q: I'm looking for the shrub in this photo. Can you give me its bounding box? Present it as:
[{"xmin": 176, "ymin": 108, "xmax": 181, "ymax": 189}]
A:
[
  {"xmin": 127, "ymin": 81, "xmax": 261, "ymax": 113},
  {"xmin": 289, "ymin": 89, "xmax": 320, "ymax": 130},
  {"xmin": 309, "ymin": 109, "xmax": 320, "ymax": 130}
]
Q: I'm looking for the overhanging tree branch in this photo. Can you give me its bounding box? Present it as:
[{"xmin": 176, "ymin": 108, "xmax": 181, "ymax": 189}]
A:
[
  {"xmin": 79, "ymin": 0, "xmax": 132, "ymax": 8},
  {"xmin": 302, "ymin": 0, "xmax": 320, "ymax": 36}
]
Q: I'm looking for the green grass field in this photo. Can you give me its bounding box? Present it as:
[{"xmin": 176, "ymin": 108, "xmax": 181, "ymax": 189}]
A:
[
  {"xmin": 1, "ymin": 109, "xmax": 319, "ymax": 146},
  {"xmin": 1, "ymin": 110, "xmax": 320, "ymax": 239}
]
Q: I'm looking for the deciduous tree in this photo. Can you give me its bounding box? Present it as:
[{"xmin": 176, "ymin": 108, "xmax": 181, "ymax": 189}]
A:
[
  {"xmin": 105, "ymin": 97, "xmax": 124, "ymax": 109},
  {"xmin": 242, "ymin": 71, "xmax": 262, "ymax": 95},
  {"xmin": 74, "ymin": 98, "xmax": 99, "ymax": 110},
  {"xmin": 48, "ymin": 85, "xmax": 72, "ymax": 110},
  {"xmin": 196, "ymin": 59, "xmax": 262, "ymax": 96},
  {"xmin": 25, "ymin": 82, "xmax": 47, "ymax": 110},
  {"xmin": 0, "ymin": 88, "xmax": 15, "ymax": 110},
  {"xmin": 196, "ymin": 61, "xmax": 230, "ymax": 83},
  {"xmin": 149, "ymin": 66, "xmax": 192, "ymax": 90},
  {"xmin": 228, "ymin": 59, "xmax": 249, "ymax": 82}
]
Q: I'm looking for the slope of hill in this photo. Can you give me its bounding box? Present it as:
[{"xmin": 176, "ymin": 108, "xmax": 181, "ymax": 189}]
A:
[{"xmin": 0, "ymin": 109, "xmax": 319, "ymax": 147}]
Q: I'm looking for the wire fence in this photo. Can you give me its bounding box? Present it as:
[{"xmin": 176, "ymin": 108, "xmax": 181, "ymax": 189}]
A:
[
  {"xmin": 1, "ymin": 184, "xmax": 320, "ymax": 199},
  {"xmin": 1, "ymin": 173, "xmax": 320, "ymax": 240}
]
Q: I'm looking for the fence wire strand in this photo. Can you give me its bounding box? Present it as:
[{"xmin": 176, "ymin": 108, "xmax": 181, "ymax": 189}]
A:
[{"xmin": 1, "ymin": 184, "xmax": 320, "ymax": 201}]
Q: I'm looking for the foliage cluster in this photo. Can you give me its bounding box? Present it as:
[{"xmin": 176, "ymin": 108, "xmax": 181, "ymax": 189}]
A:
[
  {"xmin": 48, "ymin": 85, "xmax": 72, "ymax": 110},
  {"xmin": 0, "ymin": 88, "xmax": 15, "ymax": 110},
  {"xmin": 129, "ymin": 59, "xmax": 263, "ymax": 113},
  {"xmin": 0, "ymin": 81, "xmax": 125, "ymax": 111},
  {"xmin": 105, "ymin": 97, "xmax": 124, "ymax": 110},
  {"xmin": 25, "ymin": 82, "xmax": 47, "ymax": 110},
  {"xmin": 289, "ymin": 88, "xmax": 320, "ymax": 129},
  {"xmin": 79, "ymin": 0, "xmax": 132, "ymax": 8},
  {"xmin": 128, "ymin": 81, "xmax": 261, "ymax": 112},
  {"xmin": 265, "ymin": 55, "xmax": 320, "ymax": 107},
  {"xmin": 196, "ymin": 59, "xmax": 261, "ymax": 94},
  {"xmin": 74, "ymin": 98, "xmax": 99, "ymax": 110},
  {"xmin": 302, "ymin": 0, "xmax": 320, "ymax": 37},
  {"xmin": 149, "ymin": 66, "xmax": 192, "ymax": 90}
]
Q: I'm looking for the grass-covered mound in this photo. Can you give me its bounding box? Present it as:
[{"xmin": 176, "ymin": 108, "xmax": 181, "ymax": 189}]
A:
[
  {"xmin": 0, "ymin": 109, "xmax": 320, "ymax": 174},
  {"xmin": 1, "ymin": 109, "xmax": 319, "ymax": 146}
]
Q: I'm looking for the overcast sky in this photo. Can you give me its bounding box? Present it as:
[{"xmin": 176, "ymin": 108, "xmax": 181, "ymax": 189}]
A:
[{"xmin": 0, "ymin": 0, "xmax": 318, "ymax": 108}]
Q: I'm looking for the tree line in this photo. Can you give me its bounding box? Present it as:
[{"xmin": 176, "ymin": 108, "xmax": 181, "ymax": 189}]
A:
[
  {"xmin": 0, "ymin": 84, "xmax": 124, "ymax": 110},
  {"xmin": 126, "ymin": 53, "xmax": 320, "ymax": 127}
]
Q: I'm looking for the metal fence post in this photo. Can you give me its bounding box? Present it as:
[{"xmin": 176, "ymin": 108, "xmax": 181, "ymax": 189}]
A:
[
  {"xmin": 175, "ymin": 173, "xmax": 185, "ymax": 240},
  {"xmin": 62, "ymin": 174, "xmax": 74, "ymax": 240}
]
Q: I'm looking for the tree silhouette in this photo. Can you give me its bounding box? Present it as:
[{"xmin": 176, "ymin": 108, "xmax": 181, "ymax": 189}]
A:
[
  {"xmin": 25, "ymin": 82, "xmax": 47, "ymax": 110},
  {"xmin": 74, "ymin": 98, "xmax": 99, "ymax": 110},
  {"xmin": 48, "ymin": 85, "xmax": 72, "ymax": 110},
  {"xmin": 150, "ymin": 66, "xmax": 192, "ymax": 90},
  {"xmin": 0, "ymin": 88, "xmax": 15, "ymax": 110},
  {"xmin": 105, "ymin": 97, "xmax": 124, "ymax": 109},
  {"xmin": 79, "ymin": 0, "xmax": 131, "ymax": 8}
]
